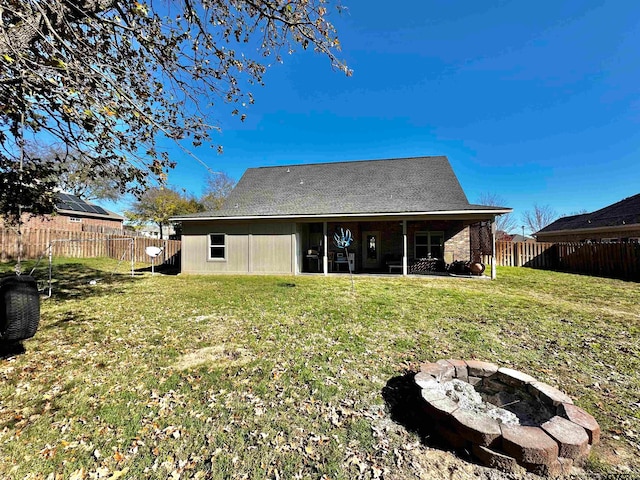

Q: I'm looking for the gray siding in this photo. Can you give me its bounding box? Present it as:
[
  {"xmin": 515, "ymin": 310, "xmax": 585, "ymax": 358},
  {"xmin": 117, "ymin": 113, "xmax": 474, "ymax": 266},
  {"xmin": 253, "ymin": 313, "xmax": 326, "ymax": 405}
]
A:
[{"xmin": 181, "ymin": 221, "xmax": 295, "ymax": 274}]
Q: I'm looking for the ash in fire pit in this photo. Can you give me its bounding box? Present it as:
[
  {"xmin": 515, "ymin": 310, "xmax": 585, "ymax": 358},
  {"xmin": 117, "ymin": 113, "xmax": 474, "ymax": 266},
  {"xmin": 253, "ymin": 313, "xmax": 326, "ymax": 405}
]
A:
[
  {"xmin": 415, "ymin": 360, "xmax": 600, "ymax": 477},
  {"xmin": 428, "ymin": 378, "xmax": 520, "ymax": 425}
]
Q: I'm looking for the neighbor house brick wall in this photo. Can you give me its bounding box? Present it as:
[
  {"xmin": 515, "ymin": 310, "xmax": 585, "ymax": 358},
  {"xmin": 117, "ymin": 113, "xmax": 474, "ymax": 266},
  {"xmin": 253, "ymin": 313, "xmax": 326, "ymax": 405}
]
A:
[{"xmin": 7, "ymin": 213, "xmax": 123, "ymax": 233}]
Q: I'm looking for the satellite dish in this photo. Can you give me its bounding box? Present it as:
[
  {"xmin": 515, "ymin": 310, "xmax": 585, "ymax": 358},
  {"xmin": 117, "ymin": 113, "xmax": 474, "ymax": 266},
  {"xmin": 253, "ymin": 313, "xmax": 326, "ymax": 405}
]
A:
[
  {"xmin": 145, "ymin": 246, "xmax": 163, "ymax": 257},
  {"xmin": 145, "ymin": 246, "xmax": 163, "ymax": 275}
]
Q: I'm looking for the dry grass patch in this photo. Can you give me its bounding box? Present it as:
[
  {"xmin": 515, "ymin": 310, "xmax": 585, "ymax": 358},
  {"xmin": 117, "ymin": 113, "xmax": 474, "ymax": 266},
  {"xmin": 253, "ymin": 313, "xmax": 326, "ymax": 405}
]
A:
[{"xmin": 172, "ymin": 345, "xmax": 254, "ymax": 371}]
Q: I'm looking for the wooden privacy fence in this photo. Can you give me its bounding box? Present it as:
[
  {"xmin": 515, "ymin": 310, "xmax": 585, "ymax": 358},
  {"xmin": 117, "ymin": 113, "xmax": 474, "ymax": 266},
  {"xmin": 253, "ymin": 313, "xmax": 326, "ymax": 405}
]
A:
[
  {"xmin": 125, "ymin": 236, "xmax": 181, "ymax": 265},
  {"xmin": 495, "ymin": 241, "xmax": 555, "ymax": 268},
  {"xmin": 496, "ymin": 240, "xmax": 640, "ymax": 281},
  {"xmin": 0, "ymin": 229, "xmax": 181, "ymax": 266},
  {"xmin": 553, "ymin": 242, "xmax": 640, "ymax": 281}
]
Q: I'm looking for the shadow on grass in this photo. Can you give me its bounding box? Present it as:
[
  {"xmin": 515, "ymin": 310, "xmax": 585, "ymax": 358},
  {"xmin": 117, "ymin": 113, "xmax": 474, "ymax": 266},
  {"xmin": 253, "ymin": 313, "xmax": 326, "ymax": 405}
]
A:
[
  {"xmin": 382, "ymin": 372, "xmax": 438, "ymax": 444},
  {"xmin": 28, "ymin": 262, "xmax": 145, "ymax": 301},
  {"xmin": 0, "ymin": 341, "xmax": 26, "ymax": 360},
  {"xmin": 382, "ymin": 372, "xmax": 474, "ymax": 464},
  {"xmin": 134, "ymin": 263, "xmax": 180, "ymax": 276},
  {"xmin": 40, "ymin": 310, "xmax": 94, "ymax": 332}
]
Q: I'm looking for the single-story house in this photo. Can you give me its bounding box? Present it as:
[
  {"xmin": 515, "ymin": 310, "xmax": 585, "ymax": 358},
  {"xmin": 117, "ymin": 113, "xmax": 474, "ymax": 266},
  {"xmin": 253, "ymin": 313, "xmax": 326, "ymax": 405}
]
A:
[
  {"xmin": 5, "ymin": 192, "xmax": 124, "ymax": 233},
  {"xmin": 536, "ymin": 193, "xmax": 640, "ymax": 243},
  {"xmin": 133, "ymin": 224, "xmax": 176, "ymax": 239},
  {"xmin": 172, "ymin": 156, "xmax": 511, "ymax": 277}
]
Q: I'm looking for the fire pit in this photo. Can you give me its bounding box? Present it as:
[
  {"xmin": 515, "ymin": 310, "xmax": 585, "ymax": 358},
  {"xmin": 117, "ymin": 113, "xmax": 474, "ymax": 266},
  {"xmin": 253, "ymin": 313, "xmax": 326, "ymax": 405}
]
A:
[{"xmin": 415, "ymin": 360, "xmax": 600, "ymax": 476}]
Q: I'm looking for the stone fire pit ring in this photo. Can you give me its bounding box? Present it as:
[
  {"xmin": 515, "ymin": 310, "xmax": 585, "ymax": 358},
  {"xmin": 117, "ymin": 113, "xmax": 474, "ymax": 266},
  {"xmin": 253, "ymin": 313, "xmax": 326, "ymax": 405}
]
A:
[{"xmin": 415, "ymin": 360, "xmax": 600, "ymax": 477}]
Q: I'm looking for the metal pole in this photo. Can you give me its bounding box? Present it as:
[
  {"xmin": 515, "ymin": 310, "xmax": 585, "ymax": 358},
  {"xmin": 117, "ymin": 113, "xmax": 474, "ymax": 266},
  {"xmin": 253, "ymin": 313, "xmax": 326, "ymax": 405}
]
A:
[
  {"xmin": 47, "ymin": 243, "xmax": 53, "ymax": 298},
  {"xmin": 491, "ymin": 220, "xmax": 497, "ymax": 280},
  {"xmin": 402, "ymin": 220, "xmax": 408, "ymax": 276},
  {"xmin": 15, "ymin": 109, "xmax": 25, "ymax": 275},
  {"xmin": 323, "ymin": 222, "xmax": 328, "ymax": 275}
]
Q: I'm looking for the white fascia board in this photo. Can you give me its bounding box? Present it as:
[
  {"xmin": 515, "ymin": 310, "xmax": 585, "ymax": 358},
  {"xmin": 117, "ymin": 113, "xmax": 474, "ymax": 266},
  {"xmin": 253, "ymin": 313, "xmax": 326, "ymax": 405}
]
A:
[{"xmin": 171, "ymin": 208, "xmax": 513, "ymax": 222}]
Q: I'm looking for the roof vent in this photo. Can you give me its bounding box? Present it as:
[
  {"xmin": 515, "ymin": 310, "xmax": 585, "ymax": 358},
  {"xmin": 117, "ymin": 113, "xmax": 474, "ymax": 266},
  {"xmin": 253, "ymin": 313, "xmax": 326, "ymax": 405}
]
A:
[
  {"xmin": 286, "ymin": 168, "xmax": 290, "ymax": 173},
  {"xmin": 300, "ymin": 180, "xmax": 304, "ymax": 185},
  {"xmin": 234, "ymin": 203, "xmax": 239, "ymax": 208}
]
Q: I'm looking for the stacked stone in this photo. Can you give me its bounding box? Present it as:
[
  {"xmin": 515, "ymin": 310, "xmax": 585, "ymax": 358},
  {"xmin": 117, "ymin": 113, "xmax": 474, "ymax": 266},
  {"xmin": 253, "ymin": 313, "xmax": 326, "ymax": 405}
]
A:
[{"xmin": 415, "ymin": 359, "xmax": 600, "ymax": 477}]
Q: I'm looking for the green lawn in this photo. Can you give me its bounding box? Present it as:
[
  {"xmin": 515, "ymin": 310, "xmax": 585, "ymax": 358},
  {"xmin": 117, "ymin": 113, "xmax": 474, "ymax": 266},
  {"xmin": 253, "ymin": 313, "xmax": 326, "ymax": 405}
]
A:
[{"xmin": 1, "ymin": 259, "xmax": 638, "ymax": 479}]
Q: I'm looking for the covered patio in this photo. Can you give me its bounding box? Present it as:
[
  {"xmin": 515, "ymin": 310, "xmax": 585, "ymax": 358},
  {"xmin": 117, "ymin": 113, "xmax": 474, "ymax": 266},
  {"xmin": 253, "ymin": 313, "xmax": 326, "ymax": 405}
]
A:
[{"xmin": 298, "ymin": 216, "xmax": 496, "ymax": 278}]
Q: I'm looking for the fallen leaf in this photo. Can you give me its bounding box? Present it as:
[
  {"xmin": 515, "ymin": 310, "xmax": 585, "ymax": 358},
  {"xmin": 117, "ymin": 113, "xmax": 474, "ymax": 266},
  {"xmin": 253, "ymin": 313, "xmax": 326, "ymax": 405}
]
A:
[
  {"xmin": 69, "ymin": 468, "xmax": 86, "ymax": 480},
  {"xmin": 109, "ymin": 468, "xmax": 129, "ymax": 479}
]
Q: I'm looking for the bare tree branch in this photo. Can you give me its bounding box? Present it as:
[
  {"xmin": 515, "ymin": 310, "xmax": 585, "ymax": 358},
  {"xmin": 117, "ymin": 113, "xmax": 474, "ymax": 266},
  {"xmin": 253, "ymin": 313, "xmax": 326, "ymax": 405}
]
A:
[
  {"xmin": 522, "ymin": 204, "xmax": 558, "ymax": 235},
  {"xmin": 1, "ymin": 0, "xmax": 349, "ymax": 222},
  {"xmin": 477, "ymin": 192, "xmax": 516, "ymax": 239}
]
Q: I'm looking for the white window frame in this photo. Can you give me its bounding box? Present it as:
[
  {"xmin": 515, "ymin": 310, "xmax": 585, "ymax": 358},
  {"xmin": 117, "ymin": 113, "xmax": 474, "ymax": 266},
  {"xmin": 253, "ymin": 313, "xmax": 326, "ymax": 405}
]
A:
[
  {"xmin": 414, "ymin": 231, "xmax": 444, "ymax": 259},
  {"xmin": 208, "ymin": 233, "xmax": 227, "ymax": 261}
]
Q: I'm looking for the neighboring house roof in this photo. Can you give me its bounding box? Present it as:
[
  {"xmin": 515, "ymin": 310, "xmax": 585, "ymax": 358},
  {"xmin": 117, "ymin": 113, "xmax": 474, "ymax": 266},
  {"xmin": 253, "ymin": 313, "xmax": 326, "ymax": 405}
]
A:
[
  {"xmin": 174, "ymin": 156, "xmax": 510, "ymax": 220},
  {"xmin": 55, "ymin": 193, "xmax": 124, "ymax": 221},
  {"xmin": 508, "ymin": 234, "xmax": 534, "ymax": 242},
  {"xmin": 537, "ymin": 193, "xmax": 640, "ymax": 236}
]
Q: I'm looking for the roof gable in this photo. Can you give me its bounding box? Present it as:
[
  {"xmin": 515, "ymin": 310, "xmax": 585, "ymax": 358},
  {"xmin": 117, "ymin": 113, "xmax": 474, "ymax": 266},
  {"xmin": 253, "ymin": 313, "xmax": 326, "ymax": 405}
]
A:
[{"xmin": 197, "ymin": 156, "xmax": 502, "ymax": 218}]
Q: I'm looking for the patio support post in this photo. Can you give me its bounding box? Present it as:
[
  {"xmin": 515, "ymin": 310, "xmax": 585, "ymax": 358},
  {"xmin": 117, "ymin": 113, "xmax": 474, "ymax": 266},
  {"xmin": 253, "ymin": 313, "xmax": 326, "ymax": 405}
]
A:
[
  {"xmin": 402, "ymin": 220, "xmax": 408, "ymax": 276},
  {"xmin": 323, "ymin": 221, "xmax": 328, "ymax": 275},
  {"xmin": 491, "ymin": 219, "xmax": 497, "ymax": 279}
]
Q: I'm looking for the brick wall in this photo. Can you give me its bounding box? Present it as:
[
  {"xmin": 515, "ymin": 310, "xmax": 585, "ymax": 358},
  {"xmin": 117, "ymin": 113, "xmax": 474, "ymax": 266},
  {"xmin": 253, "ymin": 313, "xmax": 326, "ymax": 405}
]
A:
[
  {"xmin": 11, "ymin": 213, "xmax": 123, "ymax": 233},
  {"xmin": 406, "ymin": 220, "xmax": 470, "ymax": 262},
  {"xmin": 444, "ymin": 224, "xmax": 470, "ymax": 263}
]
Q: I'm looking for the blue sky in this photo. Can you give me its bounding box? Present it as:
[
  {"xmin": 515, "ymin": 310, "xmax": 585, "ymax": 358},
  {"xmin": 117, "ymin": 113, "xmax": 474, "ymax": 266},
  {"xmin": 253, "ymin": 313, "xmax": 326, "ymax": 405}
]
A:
[{"xmin": 108, "ymin": 0, "xmax": 640, "ymax": 233}]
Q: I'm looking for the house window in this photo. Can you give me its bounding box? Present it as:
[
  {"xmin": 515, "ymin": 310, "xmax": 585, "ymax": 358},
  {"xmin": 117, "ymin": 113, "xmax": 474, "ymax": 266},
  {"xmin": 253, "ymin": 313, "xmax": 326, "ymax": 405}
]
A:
[
  {"xmin": 208, "ymin": 233, "xmax": 226, "ymax": 260},
  {"xmin": 69, "ymin": 217, "xmax": 82, "ymax": 223},
  {"xmin": 415, "ymin": 231, "xmax": 444, "ymax": 259}
]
